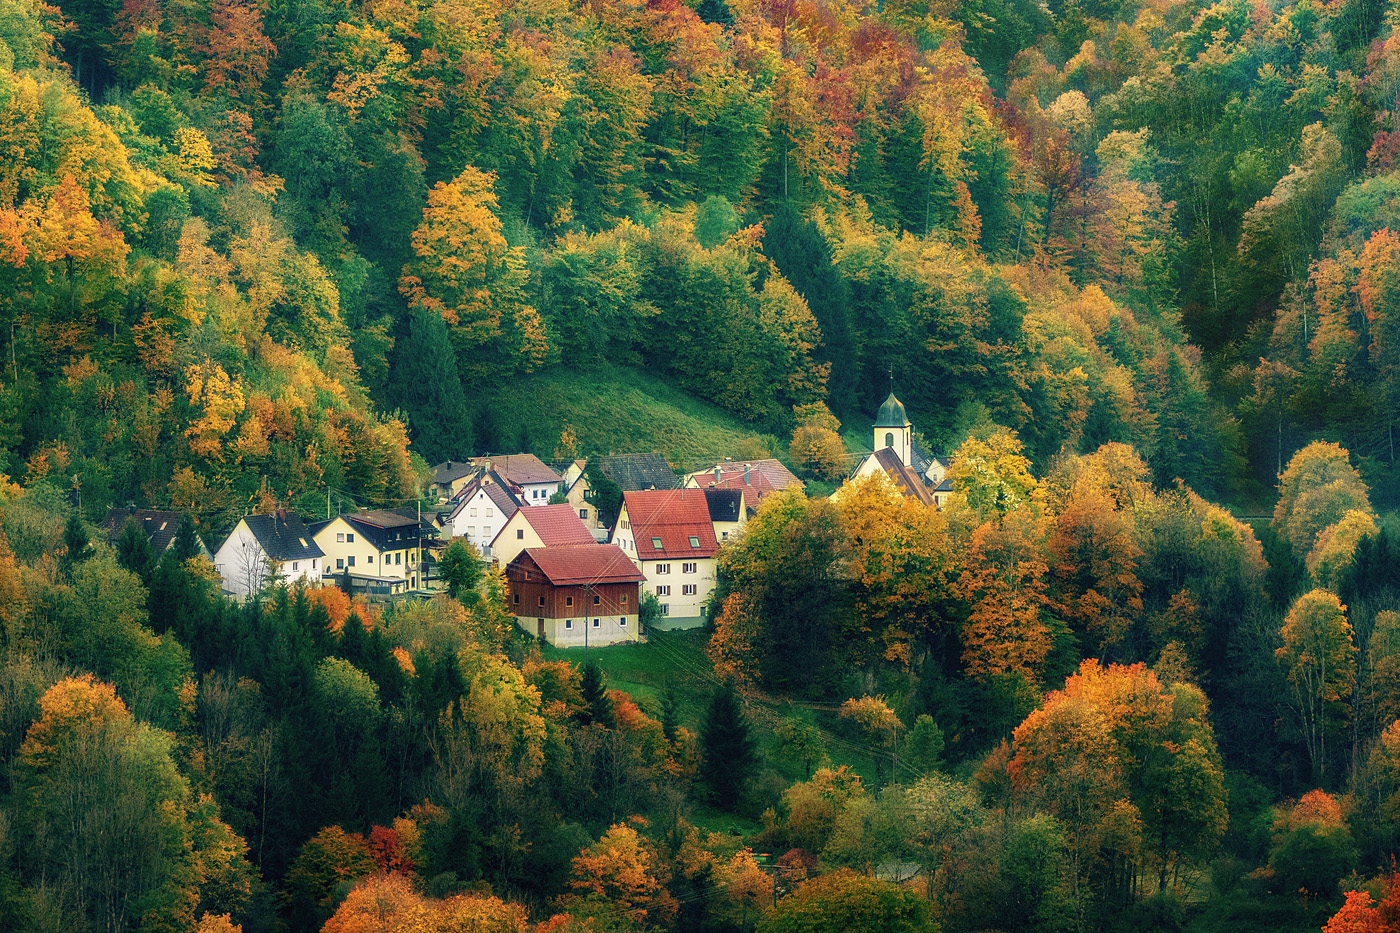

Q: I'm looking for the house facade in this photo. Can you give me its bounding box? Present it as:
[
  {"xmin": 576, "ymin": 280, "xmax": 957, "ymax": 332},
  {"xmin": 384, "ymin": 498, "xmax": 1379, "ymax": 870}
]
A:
[
  {"xmin": 611, "ymin": 489, "xmax": 718, "ymax": 628},
  {"xmin": 215, "ymin": 511, "xmax": 324, "ymax": 598},
  {"xmin": 438, "ymin": 471, "xmax": 521, "ymax": 557},
  {"xmin": 311, "ymin": 508, "xmax": 434, "ymax": 595},
  {"xmin": 505, "ymin": 545, "xmax": 645, "ymax": 647},
  {"xmin": 683, "ymin": 459, "xmax": 803, "ymax": 515}
]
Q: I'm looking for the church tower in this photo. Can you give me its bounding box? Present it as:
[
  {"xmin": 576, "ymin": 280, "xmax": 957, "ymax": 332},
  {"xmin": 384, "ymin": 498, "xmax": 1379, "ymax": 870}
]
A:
[{"xmin": 874, "ymin": 392, "xmax": 912, "ymax": 466}]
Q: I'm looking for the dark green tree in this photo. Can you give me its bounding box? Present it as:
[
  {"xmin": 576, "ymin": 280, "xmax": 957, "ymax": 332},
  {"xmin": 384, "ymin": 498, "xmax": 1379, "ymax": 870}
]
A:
[
  {"xmin": 700, "ymin": 680, "xmax": 755, "ymax": 809},
  {"xmin": 584, "ymin": 460, "xmax": 624, "ymax": 529},
  {"xmin": 578, "ymin": 660, "xmax": 615, "ymax": 729},
  {"xmin": 115, "ymin": 517, "xmax": 156, "ymax": 582},
  {"xmin": 661, "ymin": 684, "xmax": 680, "ymax": 745},
  {"xmin": 339, "ymin": 611, "xmax": 367, "ymax": 669},
  {"xmin": 171, "ymin": 514, "xmax": 201, "ymax": 562},
  {"xmin": 393, "ymin": 306, "xmax": 473, "ymax": 465},
  {"xmin": 61, "ymin": 513, "xmax": 94, "ymax": 579}
]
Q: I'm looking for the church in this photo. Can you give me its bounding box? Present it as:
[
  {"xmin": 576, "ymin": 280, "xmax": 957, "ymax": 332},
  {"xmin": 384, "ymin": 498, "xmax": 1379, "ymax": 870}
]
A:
[{"xmin": 842, "ymin": 392, "xmax": 953, "ymax": 508}]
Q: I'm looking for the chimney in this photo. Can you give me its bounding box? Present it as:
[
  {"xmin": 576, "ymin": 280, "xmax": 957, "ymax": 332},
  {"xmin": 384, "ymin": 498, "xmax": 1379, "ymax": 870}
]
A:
[
  {"xmin": 743, "ymin": 464, "xmax": 751, "ymax": 485},
  {"xmin": 713, "ymin": 465, "xmax": 721, "ymax": 484}
]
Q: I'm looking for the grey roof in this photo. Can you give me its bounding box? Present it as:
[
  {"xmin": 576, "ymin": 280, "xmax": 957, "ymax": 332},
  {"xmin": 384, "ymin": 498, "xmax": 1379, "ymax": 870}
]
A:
[
  {"xmin": 447, "ymin": 471, "xmax": 522, "ymax": 522},
  {"xmin": 595, "ymin": 453, "xmax": 678, "ymax": 491},
  {"xmin": 910, "ymin": 438, "xmax": 946, "ymax": 481},
  {"xmin": 874, "ymin": 392, "xmax": 911, "ymax": 428},
  {"xmin": 102, "ymin": 508, "xmax": 208, "ymax": 557},
  {"xmin": 867, "ymin": 447, "xmax": 934, "ymax": 506},
  {"xmin": 431, "ymin": 460, "xmax": 477, "ymax": 485},
  {"xmin": 242, "ymin": 512, "xmax": 324, "ymax": 561},
  {"xmin": 703, "ymin": 487, "xmax": 743, "ymax": 524}
]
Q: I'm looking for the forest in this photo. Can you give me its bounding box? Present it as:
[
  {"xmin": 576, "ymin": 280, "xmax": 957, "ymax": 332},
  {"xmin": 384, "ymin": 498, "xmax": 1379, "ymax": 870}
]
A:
[{"xmin": 3, "ymin": 0, "xmax": 1400, "ymax": 924}]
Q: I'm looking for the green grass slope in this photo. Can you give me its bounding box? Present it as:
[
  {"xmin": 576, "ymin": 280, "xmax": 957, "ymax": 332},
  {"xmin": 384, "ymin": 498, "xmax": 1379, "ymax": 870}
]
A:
[{"xmin": 480, "ymin": 366, "xmax": 782, "ymax": 472}]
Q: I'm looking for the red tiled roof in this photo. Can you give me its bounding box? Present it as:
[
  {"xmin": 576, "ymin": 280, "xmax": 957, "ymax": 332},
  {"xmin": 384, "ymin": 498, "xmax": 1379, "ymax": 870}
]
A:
[
  {"xmin": 693, "ymin": 469, "xmax": 779, "ymax": 513},
  {"xmin": 521, "ymin": 504, "xmax": 597, "ymax": 546},
  {"xmin": 689, "ymin": 459, "xmax": 805, "ymax": 492},
  {"xmin": 518, "ymin": 544, "xmax": 646, "ymax": 585},
  {"xmin": 623, "ymin": 489, "xmax": 718, "ymax": 560}
]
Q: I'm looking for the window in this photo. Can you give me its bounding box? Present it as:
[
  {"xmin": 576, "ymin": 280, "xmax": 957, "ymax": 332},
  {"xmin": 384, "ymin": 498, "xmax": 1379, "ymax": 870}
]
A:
[
  {"xmin": 656, "ymin": 563, "xmax": 670, "ymax": 574},
  {"xmin": 486, "ymin": 507, "xmax": 493, "ymax": 517},
  {"xmin": 885, "ymin": 432, "xmax": 894, "ymax": 448},
  {"xmin": 539, "ymin": 595, "xmax": 546, "ymax": 607},
  {"xmin": 467, "ymin": 526, "xmax": 475, "ymax": 537},
  {"xmin": 517, "ymin": 529, "xmax": 525, "ymax": 539},
  {"xmin": 651, "ymin": 537, "xmax": 663, "ymax": 550},
  {"xmin": 336, "ymin": 558, "xmax": 344, "ymax": 569},
  {"xmin": 396, "ymin": 553, "xmax": 402, "ymax": 565},
  {"xmin": 622, "ymin": 520, "xmax": 630, "ymax": 530},
  {"xmin": 513, "ymin": 593, "xmax": 519, "ymax": 604},
  {"xmin": 593, "ymin": 594, "xmax": 600, "ymax": 605},
  {"xmin": 292, "ymin": 562, "xmax": 299, "ymax": 571},
  {"xmin": 336, "ymin": 532, "xmax": 345, "ymax": 543},
  {"xmin": 579, "ymin": 508, "xmax": 588, "ymax": 519},
  {"xmin": 656, "ymin": 585, "xmax": 671, "ymax": 596},
  {"xmin": 689, "ymin": 536, "xmax": 701, "ymax": 548},
  {"xmin": 682, "ymin": 562, "xmax": 697, "ymax": 573},
  {"xmin": 721, "ymin": 531, "xmax": 729, "ymax": 541},
  {"xmin": 470, "ymin": 507, "xmax": 478, "ymax": 517},
  {"xmin": 347, "ymin": 533, "xmax": 355, "ymax": 543},
  {"xmin": 621, "ymin": 593, "xmax": 628, "ymax": 604},
  {"xmin": 368, "ymin": 555, "xmax": 374, "ymax": 563},
  {"xmin": 660, "ymin": 604, "xmax": 670, "ymax": 615},
  {"xmin": 348, "ymin": 556, "xmax": 355, "ymax": 567},
  {"xmin": 566, "ymin": 596, "xmax": 574, "ymax": 607},
  {"xmin": 592, "ymin": 618, "xmax": 600, "ymax": 628},
  {"xmin": 565, "ymin": 619, "xmax": 572, "ymax": 629},
  {"xmin": 313, "ymin": 560, "xmax": 318, "ymax": 570},
  {"xmin": 683, "ymin": 584, "xmax": 697, "ymax": 596},
  {"xmin": 619, "ymin": 617, "xmax": 627, "ymax": 627}
]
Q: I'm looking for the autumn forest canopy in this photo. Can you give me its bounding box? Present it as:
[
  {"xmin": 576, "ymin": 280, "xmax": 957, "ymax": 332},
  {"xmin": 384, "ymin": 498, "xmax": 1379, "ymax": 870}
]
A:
[{"xmin": 5, "ymin": 0, "xmax": 1400, "ymax": 926}]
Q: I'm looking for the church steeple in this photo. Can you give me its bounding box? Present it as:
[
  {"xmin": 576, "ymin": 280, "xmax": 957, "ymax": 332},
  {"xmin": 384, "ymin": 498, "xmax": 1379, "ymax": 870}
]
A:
[{"xmin": 873, "ymin": 388, "xmax": 912, "ymax": 467}]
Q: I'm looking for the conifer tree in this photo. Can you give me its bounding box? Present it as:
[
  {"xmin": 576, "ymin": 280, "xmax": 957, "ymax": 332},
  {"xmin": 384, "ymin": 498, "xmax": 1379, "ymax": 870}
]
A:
[
  {"xmin": 662, "ymin": 684, "xmax": 680, "ymax": 745},
  {"xmin": 339, "ymin": 611, "xmax": 367, "ymax": 669},
  {"xmin": 579, "ymin": 661, "xmax": 615, "ymax": 729},
  {"xmin": 115, "ymin": 517, "xmax": 156, "ymax": 582},
  {"xmin": 393, "ymin": 306, "xmax": 473, "ymax": 464},
  {"xmin": 700, "ymin": 681, "xmax": 755, "ymax": 809},
  {"xmin": 60, "ymin": 514, "xmax": 93, "ymax": 579}
]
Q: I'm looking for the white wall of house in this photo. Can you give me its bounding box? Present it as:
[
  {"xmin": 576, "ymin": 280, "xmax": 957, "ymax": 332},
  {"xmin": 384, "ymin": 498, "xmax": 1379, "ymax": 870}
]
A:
[
  {"xmin": 444, "ymin": 489, "xmax": 511, "ymax": 557},
  {"xmin": 514, "ymin": 612, "xmax": 641, "ymax": 647},
  {"xmin": 518, "ymin": 481, "xmax": 562, "ymax": 505},
  {"xmin": 215, "ymin": 520, "xmax": 321, "ymax": 598}
]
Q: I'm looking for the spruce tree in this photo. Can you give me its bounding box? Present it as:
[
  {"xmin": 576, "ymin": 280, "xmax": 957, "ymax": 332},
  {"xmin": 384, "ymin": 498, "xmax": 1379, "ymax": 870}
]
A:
[
  {"xmin": 700, "ymin": 681, "xmax": 755, "ymax": 809},
  {"xmin": 339, "ymin": 611, "xmax": 367, "ymax": 669},
  {"xmin": 394, "ymin": 306, "xmax": 473, "ymax": 464},
  {"xmin": 578, "ymin": 661, "xmax": 615, "ymax": 729},
  {"xmin": 172, "ymin": 513, "xmax": 201, "ymax": 561},
  {"xmin": 60, "ymin": 514, "xmax": 93, "ymax": 579},
  {"xmin": 115, "ymin": 517, "xmax": 156, "ymax": 582}
]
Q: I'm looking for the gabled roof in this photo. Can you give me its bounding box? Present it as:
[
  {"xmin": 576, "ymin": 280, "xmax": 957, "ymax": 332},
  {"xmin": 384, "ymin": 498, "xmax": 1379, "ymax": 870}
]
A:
[
  {"xmin": 101, "ymin": 508, "xmax": 201, "ymax": 555},
  {"xmin": 868, "ymin": 447, "xmax": 934, "ymax": 506},
  {"xmin": 623, "ymin": 489, "xmax": 718, "ymax": 560},
  {"xmin": 703, "ymin": 488, "xmax": 743, "ymax": 524},
  {"xmin": 689, "ymin": 459, "xmax": 803, "ymax": 492},
  {"xmin": 514, "ymin": 544, "xmax": 646, "ymax": 586},
  {"xmin": 518, "ymin": 504, "xmax": 596, "ymax": 547},
  {"xmin": 241, "ymin": 512, "xmax": 324, "ymax": 561},
  {"xmin": 595, "ymin": 453, "xmax": 677, "ymax": 491},
  {"xmin": 447, "ymin": 471, "xmax": 522, "ymax": 522},
  {"xmin": 910, "ymin": 438, "xmax": 946, "ymax": 480}
]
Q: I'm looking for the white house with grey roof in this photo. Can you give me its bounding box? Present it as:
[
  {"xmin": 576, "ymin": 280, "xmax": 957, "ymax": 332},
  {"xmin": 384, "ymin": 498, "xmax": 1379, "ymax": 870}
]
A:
[{"xmin": 215, "ymin": 510, "xmax": 325, "ymax": 599}]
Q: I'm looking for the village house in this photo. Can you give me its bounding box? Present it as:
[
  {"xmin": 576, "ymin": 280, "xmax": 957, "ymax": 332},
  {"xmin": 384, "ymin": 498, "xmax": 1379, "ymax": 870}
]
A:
[
  {"xmin": 310, "ymin": 507, "xmax": 434, "ymax": 596},
  {"xmin": 683, "ymin": 459, "xmax": 803, "ymax": 515},
  {"xmin": 215, "ymin": 510, "xmax": 324, "ymax": 598},
  {"xmin": 504, "ymin": 544, "xmax": 645, "ymax": 647},
  {"xmin": 436, "ymin": 469, "xmax": 521, "ymax": 557},
  {"xmin": 611, "ymin": 489, "xmax": 718, "ymax": 628},
  {"xmin": 430, "ymin": 454, "xmax": 563, "ymax": 505},
  {"xmin": 101, "ymin": 508, "xmax": 213, "ymax": 561},
  {"xmin": 489, "ymin": 502, "xmax": 598, "ymax": 568}
]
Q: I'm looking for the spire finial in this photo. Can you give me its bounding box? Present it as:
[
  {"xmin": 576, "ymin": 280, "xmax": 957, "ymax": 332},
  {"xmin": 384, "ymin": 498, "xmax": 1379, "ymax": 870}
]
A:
[{"xmin": 888, "ymin": 368, "xmax": 894, "ymax": 394}]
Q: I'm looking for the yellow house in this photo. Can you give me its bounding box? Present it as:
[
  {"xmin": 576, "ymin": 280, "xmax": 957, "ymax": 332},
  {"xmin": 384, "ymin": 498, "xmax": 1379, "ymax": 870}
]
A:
[
  {"xmin": 488, "ymin": 503, "xmax": 598, "ymax": 568},
  {"xmin": 310, "ymin": 508, "xmax": 433, "ymax": 595}
]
